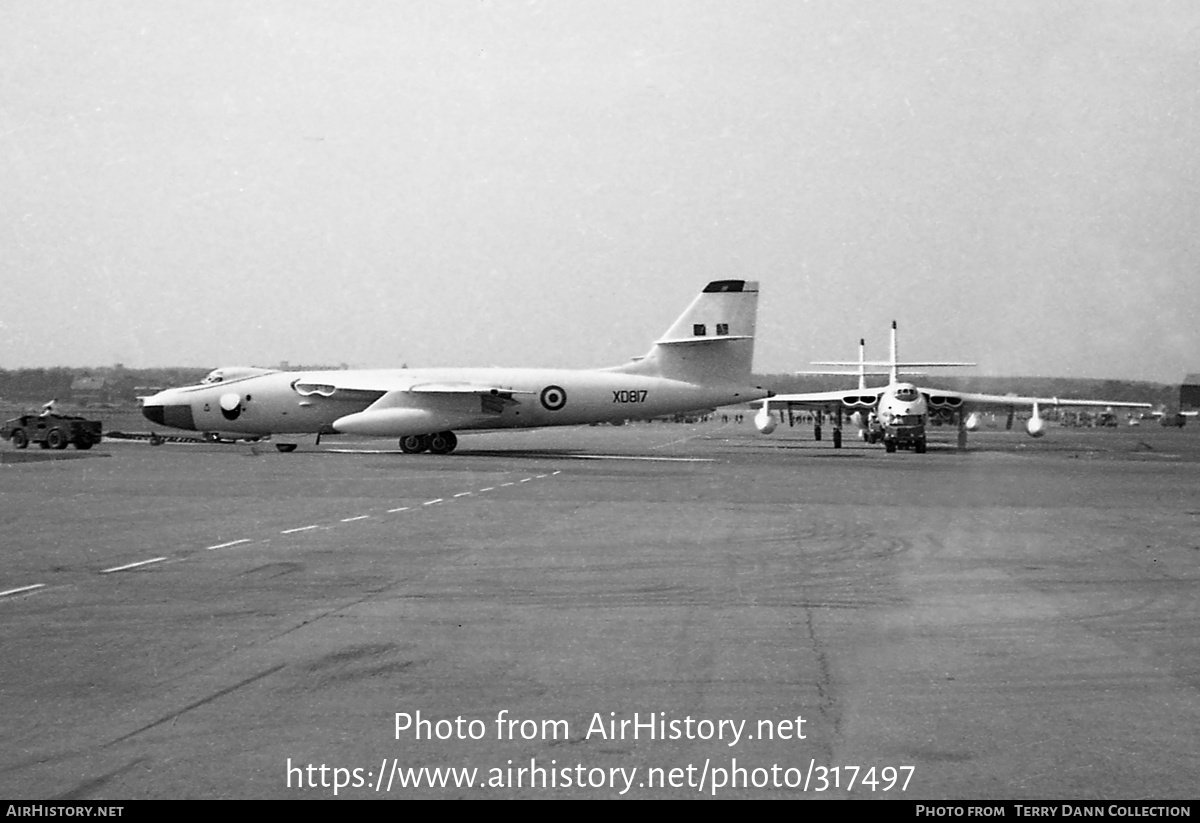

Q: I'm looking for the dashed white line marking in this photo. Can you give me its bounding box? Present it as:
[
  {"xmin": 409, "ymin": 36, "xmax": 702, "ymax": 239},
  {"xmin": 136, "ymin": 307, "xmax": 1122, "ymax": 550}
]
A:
[
  {"xmin": 0, "ymin": 584, "xmax": 46, "ymax": 599},
  {"xmin": 568, "ymin": 454, "xmax": 713, "ymax": 462},
  {"xmin": 101, "ymin": 557, "xmax": 168, "ymax": 574},
  {"xmin": 4, "ymin": 466, "xmax": 567, "ymax": 606},
  {"xmin": 207, "ymin": 539, "xmax": 251, "ymax": 550}
]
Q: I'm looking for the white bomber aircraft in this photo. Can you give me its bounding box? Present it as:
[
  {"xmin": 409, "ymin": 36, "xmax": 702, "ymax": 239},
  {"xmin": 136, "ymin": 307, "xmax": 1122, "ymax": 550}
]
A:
[
  {"xmin": 141, "ymin": 281, "xmax": 770, "ymax": 453},
  {"xmin": 754, "ymin": 321, "xmax": 1151, "ymax": 453}
]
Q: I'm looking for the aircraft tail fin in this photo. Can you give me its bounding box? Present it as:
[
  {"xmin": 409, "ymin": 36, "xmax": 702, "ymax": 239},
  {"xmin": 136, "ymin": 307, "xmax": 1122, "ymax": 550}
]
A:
[
  {"xmin": 879, "ymin": 321, "xmax": 975, "ymax": 382},
  {"xmin": 811, "ymin": 322, "xmax": 973, "ymax": 384},
  {"xmin": 609, "ymin": 280, "xmax": 759, "ymax": 384}
]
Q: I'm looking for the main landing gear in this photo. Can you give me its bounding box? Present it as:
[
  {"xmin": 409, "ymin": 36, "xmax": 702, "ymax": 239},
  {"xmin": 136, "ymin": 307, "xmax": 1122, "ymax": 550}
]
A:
[{"xmin": 399, "ymin": 431, "xmax": 458, "ymax": 454}]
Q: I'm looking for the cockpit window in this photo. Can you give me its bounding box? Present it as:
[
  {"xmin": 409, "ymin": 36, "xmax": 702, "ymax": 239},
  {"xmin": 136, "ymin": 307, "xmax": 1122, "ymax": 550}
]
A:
[{"xmin": 895, "ymin": 387, "xmax": 918, "ymax": 401}]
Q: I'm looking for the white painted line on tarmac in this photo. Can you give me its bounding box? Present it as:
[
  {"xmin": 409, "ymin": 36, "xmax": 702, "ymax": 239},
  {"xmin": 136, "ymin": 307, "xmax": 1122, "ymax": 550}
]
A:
[
  {"xmin": 340, "ymin": 515, "xmax": 370, "ymax": 522},
  {"xmin": 281, "ymin": 525, "xmax": 320, "ymax": 534},
  {"xmin": 454, "ymin": 492, "xmax": 472, "ymax": 498},
  {"xmin": 519, "ymin": 478, "xmax": 532, "ymax": 483},
  {"xmin": 423, "ymin": 498, "xmax": 444, "ymax": 506},
  {"xmin": 101, "ymin": 557, "xmax": 168, "ymax": 574},
  {"xmin": 500, "ymin": 482, "xmax": 515, "ymax": 487},
  {"xmin": 568, "ymin": 454, "xmax": 714, "ymax": 462},
  {"xmin": 0, "ymin": 584, "xmax": 46, "ymax": 599},
  {"xmin": 536, "ymin": 474, "xmax": 548, "ymax": 478},
  {"xmin": 207, "ymin": 539, "xmax": 251, "ymax": 550},
  {"xmin": 479, "ymin": 487, "xmax": 495, "ymax": 492},
  {"xmin": 387, "ymin": 506, "xmax": 410, "ymax": 513}
]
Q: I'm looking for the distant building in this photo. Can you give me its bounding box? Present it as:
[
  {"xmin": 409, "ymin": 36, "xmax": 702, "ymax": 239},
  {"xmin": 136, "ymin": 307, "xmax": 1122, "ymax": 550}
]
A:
[
  {"xmin": 70, "ymin": 376, "xmax": 109, "ymax": 405},
  {"xmin": 1182, "ymin": 374, "xmax": 1200, "ymax": 412}
]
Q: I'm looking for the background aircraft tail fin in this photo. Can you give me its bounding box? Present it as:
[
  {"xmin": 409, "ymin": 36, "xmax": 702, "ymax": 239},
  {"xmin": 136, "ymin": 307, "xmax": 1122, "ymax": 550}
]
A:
[{"xmin": 610, "ymin": 280, "xmax": 758, "ymax": 384}]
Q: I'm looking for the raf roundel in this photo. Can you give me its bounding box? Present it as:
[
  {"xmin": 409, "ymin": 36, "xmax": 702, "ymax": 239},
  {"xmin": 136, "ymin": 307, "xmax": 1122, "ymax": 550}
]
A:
[{"xmin": 540, "ymin": 385, "xmax": 567, "ymax": 412}]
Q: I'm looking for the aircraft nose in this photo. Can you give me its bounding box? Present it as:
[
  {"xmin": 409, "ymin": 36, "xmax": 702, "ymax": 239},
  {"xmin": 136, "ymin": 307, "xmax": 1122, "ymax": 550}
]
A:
[{"xmin": 141, "ymin": 397, "xmax": 196, "ymax": 430}]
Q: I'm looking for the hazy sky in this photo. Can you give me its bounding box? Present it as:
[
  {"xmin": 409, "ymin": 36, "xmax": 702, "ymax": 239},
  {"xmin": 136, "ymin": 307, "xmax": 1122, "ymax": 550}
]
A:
[{"xmin": 3, "ymin": 1, "xmax": 1198, "ymax": 381}]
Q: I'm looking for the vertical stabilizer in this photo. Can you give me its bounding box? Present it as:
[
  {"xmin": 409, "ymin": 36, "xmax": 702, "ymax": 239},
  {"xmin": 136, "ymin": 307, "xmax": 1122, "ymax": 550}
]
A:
[
  {"xmin": 889, "ymin": 320, "xmax": 900, "ymax": 385},
  {"xmin": 811, "ymin": 321, "xmax": 975, "ymax": 385},
  {"xmin": 857, "ymin": 338, "xmax": 868, "ymax": 390},
  {"xmin": 610, "ymin": 280, "xmax": 759, "ymax": 384}
]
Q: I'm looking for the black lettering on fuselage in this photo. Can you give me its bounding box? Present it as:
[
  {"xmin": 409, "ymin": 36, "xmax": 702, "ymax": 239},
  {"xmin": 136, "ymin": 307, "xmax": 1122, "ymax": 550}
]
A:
[{"xmin": 612, "ymin": 390, "xmax": 649, "ymax": 404}]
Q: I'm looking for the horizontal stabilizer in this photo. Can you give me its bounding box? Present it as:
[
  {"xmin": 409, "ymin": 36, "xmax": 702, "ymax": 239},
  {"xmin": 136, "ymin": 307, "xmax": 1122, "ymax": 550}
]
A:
[
  {"xmin": 812, "ymin": 361, "xmax": 975, "ymax": 368},
  {"xmin": 654, "ymin": 334, "xmax": 753, "ymax": 346}
]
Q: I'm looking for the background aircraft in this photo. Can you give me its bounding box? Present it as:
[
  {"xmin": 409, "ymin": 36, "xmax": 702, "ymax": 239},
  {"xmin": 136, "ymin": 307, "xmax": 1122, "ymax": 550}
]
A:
[
  {"xmin": 142, "ymin": 281, "xmax": 769, "ymax": 453},
  {"xmin": 754, "ymin": 321, "xmax": 1151, "ymax": 452},
  {"xmin": 1147, "ymin": 405, "xmax": 1198, "ymax": 427}
]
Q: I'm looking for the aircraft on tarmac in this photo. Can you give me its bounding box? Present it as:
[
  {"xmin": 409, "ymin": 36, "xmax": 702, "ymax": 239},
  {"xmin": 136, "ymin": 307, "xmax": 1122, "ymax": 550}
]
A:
[
  {"xmin": 1147, "ymin": 405, "xmax": 1198, "ymax": 427},
  {"xmin": 141, "ymin": 280, "xmax": 770, "ymax": 453},
  {"xmin": 753, "ymin": 321, "xmax": 1152, "ymax": 453}
]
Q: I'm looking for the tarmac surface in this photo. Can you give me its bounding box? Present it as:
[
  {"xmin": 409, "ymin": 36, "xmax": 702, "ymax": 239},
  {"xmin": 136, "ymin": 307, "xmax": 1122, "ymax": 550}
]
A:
[{"xmin": 1, "ymin": 416, "xmax": 1198, "ymax": 799}]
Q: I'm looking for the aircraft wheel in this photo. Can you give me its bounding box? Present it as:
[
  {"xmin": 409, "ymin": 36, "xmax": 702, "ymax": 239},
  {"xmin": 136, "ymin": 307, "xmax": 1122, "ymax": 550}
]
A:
[
  {"xmin": 427, "ymin": 431, "xmax": 458, "ymax": 455},
  {"xmin": 813, "ymin": 425, "xmax": 822, "ymax": 441},
  {"xmin": 46, "ymin": 428, "xmax": 69, "ymax": 450},
  {"xmin": 885, "ymin": 440, "xmax": 897, "ymax": 453},
  {"xmin": 275, "ymin": 443, "xmax": 298, "ymax": 453},
  {"xmin": 915, "ymin": 438, "xmax": 927, "ymax": 454},
  {"xmin": 399, "ymin": 434, "xmax": 429, "ymax": 454},
  {"xmin": 10, "ymin": 428, "xmax": 28, "ymax": 449},
  {"xmin": 832, "ymin": 429, "xmax": 842, "ymax": 449}
]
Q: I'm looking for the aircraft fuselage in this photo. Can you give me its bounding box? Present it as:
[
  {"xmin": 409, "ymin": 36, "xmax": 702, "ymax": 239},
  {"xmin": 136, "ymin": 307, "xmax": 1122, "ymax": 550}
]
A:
[
  {"xmin": 141, "ymin": 367, "xmax": 765, "ymax": 439},
  {"xmin": 863, "ymin": 382, "xmax": 928, "ymax": 451}
]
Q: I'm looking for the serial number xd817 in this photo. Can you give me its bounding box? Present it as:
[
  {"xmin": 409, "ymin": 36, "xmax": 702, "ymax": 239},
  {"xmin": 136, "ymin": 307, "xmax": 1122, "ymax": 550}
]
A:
[{"xmin": 613, "ymin": 390, "xmax": 649, "ymax": 403}]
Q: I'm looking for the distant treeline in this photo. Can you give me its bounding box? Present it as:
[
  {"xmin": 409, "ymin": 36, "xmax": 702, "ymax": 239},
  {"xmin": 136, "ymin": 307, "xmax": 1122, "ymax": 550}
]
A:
[{"xmin": 0, "ymin": 367, "xmax": 211, "ymax": 405}]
